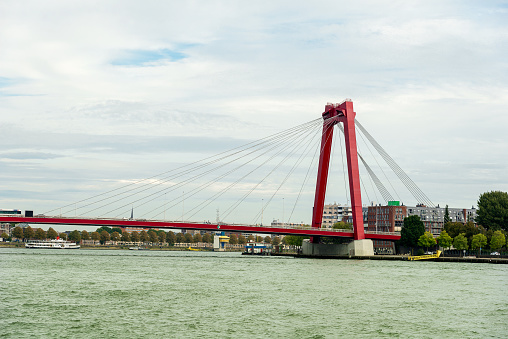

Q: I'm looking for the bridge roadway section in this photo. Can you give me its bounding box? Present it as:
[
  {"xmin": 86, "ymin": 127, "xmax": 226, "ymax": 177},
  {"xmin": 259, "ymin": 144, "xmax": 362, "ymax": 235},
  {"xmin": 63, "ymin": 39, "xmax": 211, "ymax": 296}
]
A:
[{"xmin": 3, "ymin": 216, "xmax": 400, "ymax": 241}]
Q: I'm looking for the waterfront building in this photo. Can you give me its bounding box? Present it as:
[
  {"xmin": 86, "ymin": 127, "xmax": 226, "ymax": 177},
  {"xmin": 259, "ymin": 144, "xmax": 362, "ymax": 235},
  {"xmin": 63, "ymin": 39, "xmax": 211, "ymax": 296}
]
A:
[
  {"xmin": 406, "ymin": 204, "xmax": 477, "ymax": 236},
  {"xmin": 367, "ymin": 203, "xmax": 407, "ymax": 233},
  {"xmin": 321, "ymin": 203, "xmax": 352, "ymax": 228},
  {"xmin": 367, "ymin": 202, "xmax": 407, "ymax": 254},
  {"xmin": 0, "ymin": 223, "xmax": 12, "ymax": 236}
]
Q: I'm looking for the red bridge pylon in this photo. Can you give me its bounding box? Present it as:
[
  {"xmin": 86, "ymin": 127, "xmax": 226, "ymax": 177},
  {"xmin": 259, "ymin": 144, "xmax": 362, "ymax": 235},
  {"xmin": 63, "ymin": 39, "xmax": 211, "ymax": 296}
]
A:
[{"xmin": 311, "ymin": 99, "xmax": 365, "ymax": 242}]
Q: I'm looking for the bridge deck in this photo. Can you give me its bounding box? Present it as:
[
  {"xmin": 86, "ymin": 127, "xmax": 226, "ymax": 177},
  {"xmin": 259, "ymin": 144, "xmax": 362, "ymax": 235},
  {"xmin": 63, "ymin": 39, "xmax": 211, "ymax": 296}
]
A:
[{"xmin": 2, "ymin": 216, "xmax": 401, "ymax": 241}]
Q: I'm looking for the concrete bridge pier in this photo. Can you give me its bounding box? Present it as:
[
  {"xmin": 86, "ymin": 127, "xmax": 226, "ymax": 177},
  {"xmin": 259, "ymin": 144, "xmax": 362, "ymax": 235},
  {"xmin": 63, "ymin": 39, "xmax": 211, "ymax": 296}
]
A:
[{"xmin": 301, "ymin": 239, "xmax": 374, "ymax": 257}]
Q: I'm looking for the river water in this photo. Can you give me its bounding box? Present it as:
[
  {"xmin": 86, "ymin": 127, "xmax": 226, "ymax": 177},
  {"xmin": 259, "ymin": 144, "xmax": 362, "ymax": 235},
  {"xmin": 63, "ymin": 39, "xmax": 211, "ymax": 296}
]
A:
[{"xmin": 1, "ymin": 248, "xmax": 506, "ymax": 338}]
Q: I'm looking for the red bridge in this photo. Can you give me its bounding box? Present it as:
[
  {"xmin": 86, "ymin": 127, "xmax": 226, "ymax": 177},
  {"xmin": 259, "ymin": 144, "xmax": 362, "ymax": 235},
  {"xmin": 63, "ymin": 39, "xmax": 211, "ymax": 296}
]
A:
[
  {"xmin": 1, "ymin": 99, "xmax": 425, "ymax": 243},
  {"xmin": 2, "ymin": 216, "xmax": 401, "ymax": 241}
]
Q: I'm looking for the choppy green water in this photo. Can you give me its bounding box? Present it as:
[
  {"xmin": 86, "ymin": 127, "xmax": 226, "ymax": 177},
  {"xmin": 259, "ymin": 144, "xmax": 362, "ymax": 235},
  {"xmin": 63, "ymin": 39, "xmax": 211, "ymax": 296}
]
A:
[{"xmin": 1, "ymin": 248, "xmax": 507, "ymax": 338}]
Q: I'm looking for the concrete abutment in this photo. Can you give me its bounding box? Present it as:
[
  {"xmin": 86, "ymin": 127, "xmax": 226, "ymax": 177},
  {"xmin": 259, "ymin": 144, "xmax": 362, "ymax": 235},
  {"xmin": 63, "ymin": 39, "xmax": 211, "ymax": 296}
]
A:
[{"xmin": 301, "ymin": 239, "xmax": 374, "ymax": 257}]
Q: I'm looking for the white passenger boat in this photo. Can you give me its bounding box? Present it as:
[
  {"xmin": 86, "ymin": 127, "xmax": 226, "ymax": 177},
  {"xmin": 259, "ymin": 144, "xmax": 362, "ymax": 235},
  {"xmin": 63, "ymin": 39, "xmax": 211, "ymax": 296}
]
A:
[{"xmin": 25, "ymin": 239, "xmax": 80, "ymax": 249}]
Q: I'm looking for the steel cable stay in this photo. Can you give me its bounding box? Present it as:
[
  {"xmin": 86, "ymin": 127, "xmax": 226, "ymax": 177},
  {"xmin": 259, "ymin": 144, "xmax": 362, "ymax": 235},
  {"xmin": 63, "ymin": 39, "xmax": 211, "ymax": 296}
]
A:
[
  {"xmin": 129, "ymin": 121, "xmax": 324, "ymax": 220},
  {"xmin": 357, "ymin": 125, "xmax": 401, "ymax": 203},
  {"xmin": 355, "ymin": 118, "xmax": 432, "ymax": 205},
  {"xmin": 248, "ymin": 126, "xmax": 323, "ymax": 225},
  {"xmin": 81, "ymin": 119, "xmax": 323, "ymax": 216},
  {"xmin": 286, "ymin": 137, "xmax": 321, "ymax": 225},
  {"xmin": 61, "ymin": 124, "xmax": 314, "ymax": 217},
  {"xmin": 324, "ymin": 127, "xmax": 338, "ymax": 206},
  {"xmin": 77, "ymin": 119, "xmax": 322, "ymax": 217},
  {"xmin": 96, "ymin": 120, "xmax": 323, "ymax": 219},
  {"xmin": 337, "ymin": 124, "xmax": 350, "ymax": 205},
  {"xmin": 359, "ymin": 168, "xmax": 372, "ymax": 207},
  {"xmin": 47, "ymin": 117, "xmax": 322, "ymax": 216},
  {"xmin": 358, "ymin": 153, "xmax": 393, "ymax": 203},
  {"xmin": 144, "ymin": 122, "xmax": 322, "ymax": 220},
  {"xmin": 355, "ymin": 119, "xmax": 434, "ymax": 207},
  {"xmin": 144, "ymin": 132, "xmax": 306, "ymax": 220},
  {"xmin": 219, "ymin": 125, "xmax": 321, "ymax": 223},
  {"xmin": 285, "ymin": 118, "xmax": 338, "ymax": 225},
  {"xmin": 187, "ymin": 123, "xmax": 322, "ymax": 222},
  {"xmin": 335, "ymin": 126, "xmax": 379, "ymax": 205}
]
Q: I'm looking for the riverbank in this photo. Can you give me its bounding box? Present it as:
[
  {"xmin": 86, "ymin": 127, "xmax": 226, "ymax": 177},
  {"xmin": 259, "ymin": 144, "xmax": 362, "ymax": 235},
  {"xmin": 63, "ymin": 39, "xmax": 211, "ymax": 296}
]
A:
[
  {"xmin": 278, "ymin": 253, "xmax": 508, "ymax": 264},
  {"xmin": 0, "ymin": 242, "xmax": 243, "ymax": 252}
]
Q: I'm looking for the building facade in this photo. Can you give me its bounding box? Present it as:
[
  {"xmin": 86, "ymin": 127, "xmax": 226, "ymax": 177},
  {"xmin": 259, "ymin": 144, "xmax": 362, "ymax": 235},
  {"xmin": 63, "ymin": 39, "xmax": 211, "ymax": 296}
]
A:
[
  {"xmin": 321, "ymin": 203, "xmax": 352, "ymax": 228},
  {"xmin": 407, "ymin": 205, "xmax": 476, "ymax": 236},
  {"xmin": 367, "ymin": 204, "xmax": 407, "ymax": 233},
  {"xmin": 367, "ymin": 203, "xmax": 407, "ymax": 254}
]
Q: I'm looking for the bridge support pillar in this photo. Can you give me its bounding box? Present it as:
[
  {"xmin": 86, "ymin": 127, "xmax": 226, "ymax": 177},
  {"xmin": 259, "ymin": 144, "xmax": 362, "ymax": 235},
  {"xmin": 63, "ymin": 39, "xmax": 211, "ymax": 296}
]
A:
[{"xmin": 301, "ymin": 239, "xmax": 374, "ymax": 257}]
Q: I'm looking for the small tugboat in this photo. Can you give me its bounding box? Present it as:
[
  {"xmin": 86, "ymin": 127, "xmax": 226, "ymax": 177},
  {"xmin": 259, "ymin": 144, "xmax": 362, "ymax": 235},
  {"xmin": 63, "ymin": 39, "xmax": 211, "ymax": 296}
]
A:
[{"xmin": 25, "ymin": 239, "xmax": 80, "ymax": 249}]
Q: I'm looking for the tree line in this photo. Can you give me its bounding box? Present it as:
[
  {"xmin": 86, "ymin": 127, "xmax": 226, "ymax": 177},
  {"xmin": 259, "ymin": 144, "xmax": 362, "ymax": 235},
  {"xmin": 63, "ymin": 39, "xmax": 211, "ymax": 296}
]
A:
[
  {"xmin": 400, "ymin": 215, "xmax": 506, "ymax": 253},
  {"xmin": 6, "ymin": 225, "xmax": 282, "ymax": 246}
]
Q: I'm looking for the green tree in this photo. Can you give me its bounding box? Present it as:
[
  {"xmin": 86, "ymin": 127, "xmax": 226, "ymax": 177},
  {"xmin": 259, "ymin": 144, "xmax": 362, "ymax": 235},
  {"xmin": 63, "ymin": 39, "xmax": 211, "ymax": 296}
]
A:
[
  {"xmin": 272, "ymin": 236, "xmax": 281, "ymax": 246},
  {"xmin": 193, "ymin": 233, "xmax": 202, "ymax": 243},
  {"xmin": 444, "ymin": 221, "xmax": 481, "ymax": 247},
  {"xmin": 453, "ymin": 233, "xmax": 468, "ymax": 252},
  {"xmin": 97, "ymin": 226, "xmax": 113, "ymax": 234},
  {"xmin": 59, "ymin": 232, "xmax": 67, "ymax": 240},
  {"xmin": 35, "ymin": 228, "xmax": 46, "ymax": 240},
  {"xmin": 176, "ymin": 233, "xmax": 184, "ymax": 243},
  {"xmin": 68, "ymin": 230, "xmax": 81, "ymax": 243},
  {"xmin": 112, "ymin": 227, "xmax": 123, "ymax": 235},
  {"xmin": 91, "ymin": 231, "xmax": 100, "ymax": 242},
  {"xmin": 332, "ymin": 221, "xmax": 353, "ymax": 230},
  {"xmin": 475, "ymin": 191, "xmax": 508, "ymax": 232},
  {"xmin": 437, "ymin": 230, "xmax": 453, "ymax": 250},
  {"xmin": 202, "ymin": 233, "xmax": 212, "ymax": 243},
  {"xmin": 81, "ymin": 230, "xmax": 90, "ymax": 240},
  {"xmin": 121, "ymin": 231, "xmax": 131, "ymax": 242},
  {"xmin": 130, "ymin": 231, "xmax": 140, "ymax": 243},
  {"xmin": 167, "ymin": 231, "xmax": 176, "ymax": 245},
  {"xmin": 229, "ymin": 234, "xmax": 238, "ymax": 245},
  {"xmin": 400, "ymin": 215, "xmax": 425, "ymax": 247},
  {"xmin": 183, "ymin": 233, "xmax": 193, "ymax": 243},
  {"xmin": 12, "ymin": 226, "xmax": 23, "ymax": 239},
  {"xmin": 264, "ymin": 236, "xmax": 271, "ymax": 243},
  {"xmin": 256, "ymin": 235, "xmax": 263, "ymax": 242},
  {"xmin": 100, "ymin": 230, "xmax": 110, "ymax": 244},
  {"xmin": 158, "ymin": 231, "xmax": 166, "ymax": 243},
  {"xmin": 284, "ymin": 235, "xmax": 308, "ymax": 246},
  {"xmin": 490, "ymin": 230, "xmax": 506, "ymax": 251},
  {"xmin": 247, "ymin": 235, "xmax": 255, "ymax": 242},
  {"xmin": 110, "ymin": 231, "xmax": 121, "ymax": 242},
  {"xmin": 23, "ymin": 226, "xmax": 35, "ymax": 240},
  {"xmin": 47, "ymin": 227, "xmax": 58, "ymax": 239},
  {"xmin": 148, "ymin": 230, "xmax": 158, "ymax": 243},
  {"xmin": 417, "ymin": 231, "xmax": 437, "ymax": 251},
  {"xmin": 444, "ymin": 205, "xmax": 451, "ymax": 224},
  {"xmin": 237, "ymin": 235, "xmax": 247, "ymax": 244},
  {"xmin": 471, "ymin": 233, "xmax": 488, "ymax": 251},
  {"xmin": 140, "ymin": 231, "xmax": 149, "ymax": 243}
]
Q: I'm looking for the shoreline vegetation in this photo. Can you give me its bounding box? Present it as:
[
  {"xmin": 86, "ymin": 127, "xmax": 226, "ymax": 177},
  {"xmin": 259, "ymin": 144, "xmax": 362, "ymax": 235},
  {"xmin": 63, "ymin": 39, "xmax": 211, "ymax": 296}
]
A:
[{"xmin": 0, "ymin": 242, "xmax": 243, "ymax": 251}]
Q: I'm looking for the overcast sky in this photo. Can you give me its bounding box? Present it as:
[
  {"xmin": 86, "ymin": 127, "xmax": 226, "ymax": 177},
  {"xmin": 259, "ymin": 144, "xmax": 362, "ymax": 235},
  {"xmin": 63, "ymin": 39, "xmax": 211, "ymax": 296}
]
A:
[{"xmin": 1, "ymin": 1, "xmax": 507, "ymax": 229}]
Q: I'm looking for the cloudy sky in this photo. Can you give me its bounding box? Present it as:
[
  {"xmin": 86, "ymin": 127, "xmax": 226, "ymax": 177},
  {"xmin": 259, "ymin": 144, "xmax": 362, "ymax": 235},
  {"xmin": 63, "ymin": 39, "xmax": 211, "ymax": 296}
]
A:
[{"xmin": 1, "ymin": 1, "xmax": 507, "ymax": 228}]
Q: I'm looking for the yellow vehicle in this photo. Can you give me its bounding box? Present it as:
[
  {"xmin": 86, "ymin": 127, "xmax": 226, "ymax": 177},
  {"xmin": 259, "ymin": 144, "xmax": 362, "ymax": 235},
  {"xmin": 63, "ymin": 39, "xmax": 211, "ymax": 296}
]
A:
[{"xmin": 407, "ymin": 250, "xmax": 441, "ymax": 261}]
